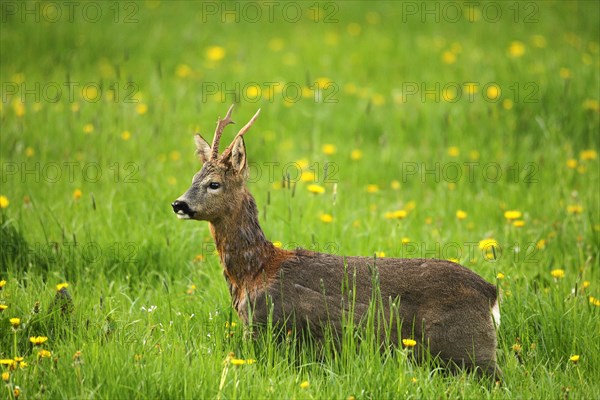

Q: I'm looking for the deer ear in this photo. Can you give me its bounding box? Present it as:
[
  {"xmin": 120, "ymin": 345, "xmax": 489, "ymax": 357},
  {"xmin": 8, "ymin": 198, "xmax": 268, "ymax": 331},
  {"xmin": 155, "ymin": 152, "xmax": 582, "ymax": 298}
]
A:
[
  {"xmin": 225, "ymin": 136, "xmax": 248, "ymax": 177},
  {"xmin": 194, "ymin": 134, "xmax": 211, "ymax": 163}
]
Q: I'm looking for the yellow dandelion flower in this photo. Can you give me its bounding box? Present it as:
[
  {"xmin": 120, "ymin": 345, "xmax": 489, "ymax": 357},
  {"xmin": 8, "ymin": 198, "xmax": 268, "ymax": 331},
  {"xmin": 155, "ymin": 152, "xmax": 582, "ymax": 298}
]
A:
[
  {"xmin": 320, "ymin": 213, "xmax": 333, "ymax": 223},
  {"xmin": 508, "ymin": 41, "xmax": 526, "ymax": 57},
  {"xmin": 502, "ymin": 99, "xmax": 514, "ymax": 110},
  {"xmin": 371, "ymin": 93, "xmax": 386, "ymax": 106},
  {"xmin": 350, "ymin": 149, "xmax": 363, "ymax": 160},
  {"xmin": 170, "ymin": 151, "xmax": 181, "ymax": 161},
  {"xmin": 588, "ymin": 296, "xmax": 600, "ymax": 306},
  {"xmin": 0, "ymin": 360, "xmax": 15, "ymax": 368},
  {"xmin": 300, "ymin": 171, "xmax": 315, "ymax": 182},
  {"xmin": 13, "ymin": 386, "xmax": 21, "ymax": 398},
  {"xmin": 83, "ymin": 123, "xmax": 94, "ymax": 134},
  {"xmin": 411, "ymin": 377, "xmax": 417, "ymax": 383},
  {"xmin": 268, "ymin": 37, "xmax": 284, "ymax": 51},
  {"xmin": 245, "ymin": 85, "xmax": 261, "ymax": 99},
  {"xmin": 425, "ymin": 217, "xmax": 433, "ymax": 225},
  {"xmin": 442, "ymin": 50, "xmax": 456, "ymax": 64},
  {"xmin": 402, "ymin": 338, "xmax": 417, "ymax": 347},
  {"xmin": 456, "ymin": 210, "xmax": 467, "ymax": 220},
  {"xmin": 582, "ymin": 99, "xmax": 599, "ymax": 111},
  {"xmin": 307, "ymin": 184, "xmax": 325, "ymax": 194},
  {"xmin": 566, "ymin": 159, "xmax": 578, "ymax": 169},
  {"xmin": 366, "ymin": 184, "xmax": 379, "ymax": 193},
  {"xmin": 384, "ymin": 210, "xmax": 407, "ymax": 220},
  {"xmin": 136, "ymin": 103, "xmax": 148, "ymax": 115},
  {"xmin": 29, "ymin": 336, "xmax": 48, "ymax": 346},
  {"xmin": 577, "ymin": 165, "xmax": 587, "ymax": 174},
  {"xmin": 580, "ymin": 149, "xmax": 597, "ymax": 160},
  {"xmin": 25, "ymin": 147, "xmax": 34, "ymax": 157},
  {"xmin": 13, "ymin": 102, "xmax": 25, "ymax": 117},
  {"xmin": 504, "ymin": 210, "xmax": 522, "ymax": 220},
  {"xmin": 486, "ymin": 85, "xmax": 501, "ymax": 100},
  {"xmin": 1, "ymin": 371, "xmax": 8, "ymax": 382},
  {"xmin": 300, "ymin": 380, "xmax": 310, "ymax": 389},
  {"xmin": 38, "ymin": 350, "xmax": 52, "ymax": 358},
  {"xmin": 582, "ymin": 281, "xmax": 590, "ymax": 289},
  {"xmin": 344, "ymin": 82, "xmax": 357, "ymax": 94},
  {"xmin": 56, "ymin": 282, "xmax": 69, "ymax": 291},
  {"xmin": 536, "ymin": 239, "xmax": 546, "ymax": 249},
  {"xmin": 231, "ymin": 358, "xmax": 254, "ymax": 366},
  {"xmin": 121, "ymin": 131, "xmax": 131, "ymax": 141},
  {"xmin": 569, "ymin": 355, "xmax": 580, "ymax": 363},
  {"xmin": 366, "ymin": 11, "xmax": 380, "ymax": 24},
  {"xmin": 322, "ymin": 144, "xmax": 337, "ymax": 155},
  {"xmin": 567, "ymin": 204, "xmax": 583, "ymax": 214},
  {"xmin": 186, "ymin": 284, "xmax": 197, "ymax": 294},
  {"xmin": 272, "ymin": 241, "xmax": 282, "ymax": 248},
  {"xmin": 295, "ymin": 158, "xmax": 309, "ymax": 169},
  {"xmin": 0, "ymin": 280, "xmax": 6, "ymax": 288},
  {"xmin": 447, "ymin": 258, "xmax": 459, "ymax": 263},
  {"xmin": 513, "ymin": 220, "xmax": 525, "ymax": 228},
  {"xmin": 0, "ymin": 196, "xmax": 7, "ymax": 208},
  {"xmin": 175, "ymin": 64, "xmax": 192, "ymax": 78},
  {"xmin": 479, "ymin": 238, "xmax": 498, "ymax": 250},
  {"xmin": 550, "ymin": 269, "xmax": 565, "ymax": 279},
  {"xmin": 497, "ymin": 272, "xmax": 505, "ymax": 280},
  {"xmin": 559, "ymin": 68, "xmax": 572, "ymax": 79},
  {"xmin": 0, "ymin": 304, "xmax": 8, "ymax": 312},
  {"xmin": 375, "ymin": 251, "xmax": 386, "ymax": 258},
  {"xmin": 347, "ymin": 22, "xmax": 361, "ymax": 36},
  {"xmin": 512, "ymin": 343, "xmax": 522, "ymax": 353},
  {"xmin": 447, "ymin": 146, "xmax": 459, "ymax": 157},
  {"xmin": 82, "ymin": 85, "xmax": 99, "ymax": 102},
  {"xmin": 531, "ymin": 35, "xmax": 546, "ymax": 48},
  {"xmin": 73, "ymin": 189, "xmax": 82, "ymax": 200},
  {"xmin": 167, "ymin": 176, "xmax": 177, "ymax": 186},
  {"xmin": 206, "ymin": 46, "xmax": 226, "ymax": 61},
  {"xmin": 9, "ymin": 318, "xmax": 20, "ymax": 328},
  {"xmin": 390, "ymin": 180, "xmax": 401, "ymax": 190}
]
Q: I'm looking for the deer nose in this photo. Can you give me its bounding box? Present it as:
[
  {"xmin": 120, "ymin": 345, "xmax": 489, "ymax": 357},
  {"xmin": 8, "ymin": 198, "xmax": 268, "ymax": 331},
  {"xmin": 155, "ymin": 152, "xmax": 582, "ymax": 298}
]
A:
[{"xmin": 172, "ymin": 200, "xmax": 191, "ymax": 214}]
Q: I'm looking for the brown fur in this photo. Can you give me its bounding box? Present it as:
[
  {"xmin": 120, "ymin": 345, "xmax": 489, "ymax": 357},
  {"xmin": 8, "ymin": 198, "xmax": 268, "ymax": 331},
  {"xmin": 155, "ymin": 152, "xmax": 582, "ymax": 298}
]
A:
[{"xmin": 172, "ymin": 107, "xmax": 502, "ymax": 380}]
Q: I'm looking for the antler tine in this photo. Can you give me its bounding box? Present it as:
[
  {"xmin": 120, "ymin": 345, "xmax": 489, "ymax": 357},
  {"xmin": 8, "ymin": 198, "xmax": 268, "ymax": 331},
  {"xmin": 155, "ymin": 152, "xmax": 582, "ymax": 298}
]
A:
[
  {"xmin": 210, "ymin": 104, "xmax": 235, "ymax": 160},
  {"xmin": 221, "ymin": 109, "xmax": 261, "ymax": 160},
  {"xmin": 234, "ymin": 108, "xmax": 261, "ymax": 139}
]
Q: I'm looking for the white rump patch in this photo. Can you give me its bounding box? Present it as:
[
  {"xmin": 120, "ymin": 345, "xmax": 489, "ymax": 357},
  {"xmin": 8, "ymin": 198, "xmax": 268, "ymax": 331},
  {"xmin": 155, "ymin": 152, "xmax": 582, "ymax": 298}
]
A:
[{"xmin": 491, "ymin": 299, "xmax": 501, "ymax": 327}]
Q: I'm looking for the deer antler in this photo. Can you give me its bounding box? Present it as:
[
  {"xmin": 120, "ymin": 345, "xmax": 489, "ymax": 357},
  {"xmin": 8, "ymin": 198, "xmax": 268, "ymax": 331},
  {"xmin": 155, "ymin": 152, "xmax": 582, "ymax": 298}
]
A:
[
  {"xmin": 211, "ymin": 104, "xmax": 235, "ymax": 160},
  {"xmin": 221, "ymin": 109, "xmax": 261, "ymax": 159},
  {"xmin": 234, "ymin": 108, "xmax": 261, "ymax": 139}
]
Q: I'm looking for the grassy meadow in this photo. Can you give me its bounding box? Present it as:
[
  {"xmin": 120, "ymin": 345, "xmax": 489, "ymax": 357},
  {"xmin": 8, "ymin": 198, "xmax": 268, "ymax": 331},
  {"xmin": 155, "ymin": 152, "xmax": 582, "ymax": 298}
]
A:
[{"xmin": 1, "ymin": 1, "xmax": 599, "ymax": 398}]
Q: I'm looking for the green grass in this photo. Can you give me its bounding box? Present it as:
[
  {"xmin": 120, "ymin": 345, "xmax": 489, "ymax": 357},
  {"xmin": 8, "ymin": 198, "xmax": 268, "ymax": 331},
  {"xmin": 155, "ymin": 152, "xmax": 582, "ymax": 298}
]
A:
[{"xmin": 1, "ymin": 1, "xmax": 599, "ymax": 398}]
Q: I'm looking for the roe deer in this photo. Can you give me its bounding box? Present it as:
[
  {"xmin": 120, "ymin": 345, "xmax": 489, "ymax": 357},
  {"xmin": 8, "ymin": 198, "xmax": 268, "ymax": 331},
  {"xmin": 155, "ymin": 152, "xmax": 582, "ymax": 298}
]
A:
[{"xmin": 172, "ymin": 106, "xmax": 502, "ymax": 379}]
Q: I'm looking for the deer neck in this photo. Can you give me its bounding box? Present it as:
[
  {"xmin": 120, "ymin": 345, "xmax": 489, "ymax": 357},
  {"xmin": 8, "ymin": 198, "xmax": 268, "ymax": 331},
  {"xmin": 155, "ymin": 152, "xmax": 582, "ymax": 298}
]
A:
[{"xmin": 209, "ymin": 189, "xmax": 274, "ymax": 288}]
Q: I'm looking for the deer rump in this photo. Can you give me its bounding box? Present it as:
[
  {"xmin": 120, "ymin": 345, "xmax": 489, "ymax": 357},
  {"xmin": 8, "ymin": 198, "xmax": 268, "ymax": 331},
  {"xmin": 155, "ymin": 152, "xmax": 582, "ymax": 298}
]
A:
[{"xmin": 238, "ymin": 249, "xmax": 500, "ymax": 376}]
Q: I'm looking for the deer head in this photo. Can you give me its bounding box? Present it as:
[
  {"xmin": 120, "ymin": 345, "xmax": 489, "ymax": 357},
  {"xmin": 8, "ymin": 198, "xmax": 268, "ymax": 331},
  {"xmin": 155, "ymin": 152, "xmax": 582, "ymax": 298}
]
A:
[{"xmin": 172, "ymin": 105, "xmax": 261, "ymax": 222}]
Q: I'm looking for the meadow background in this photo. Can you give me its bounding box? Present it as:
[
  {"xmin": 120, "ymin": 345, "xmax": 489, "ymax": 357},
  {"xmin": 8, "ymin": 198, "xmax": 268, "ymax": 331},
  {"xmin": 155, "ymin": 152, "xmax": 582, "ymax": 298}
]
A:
[{"xmin": 1, "ymin": 1, "xmax": 599, "ymax": 398}]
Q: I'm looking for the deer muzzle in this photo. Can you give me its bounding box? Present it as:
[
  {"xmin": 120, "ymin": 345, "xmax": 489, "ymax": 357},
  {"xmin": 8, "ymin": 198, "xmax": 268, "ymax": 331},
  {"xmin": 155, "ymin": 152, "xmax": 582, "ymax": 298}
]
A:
[{"xmin": 172, "ymin": 200, "xmax": 193, "ymax": 219}]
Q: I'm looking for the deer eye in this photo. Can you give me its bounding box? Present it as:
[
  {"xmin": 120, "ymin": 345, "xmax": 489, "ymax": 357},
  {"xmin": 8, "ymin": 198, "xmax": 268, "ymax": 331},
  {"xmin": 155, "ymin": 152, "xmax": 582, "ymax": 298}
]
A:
[{"xmin": 208, "ymin": 182, "xmax": 221, "ymax": 190}]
